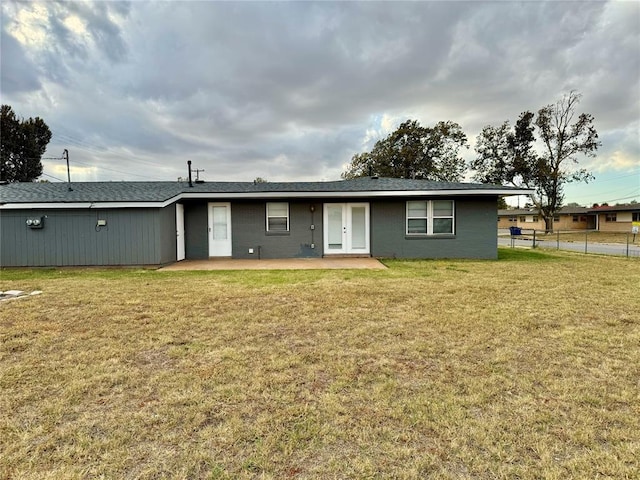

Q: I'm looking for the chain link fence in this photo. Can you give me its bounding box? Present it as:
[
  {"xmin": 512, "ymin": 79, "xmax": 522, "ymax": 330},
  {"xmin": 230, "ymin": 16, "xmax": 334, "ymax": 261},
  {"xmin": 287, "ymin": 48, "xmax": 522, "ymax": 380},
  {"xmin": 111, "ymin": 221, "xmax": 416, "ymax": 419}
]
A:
[{"xmin": 498, "ymin": 229, "xmax": 640, "ymax": 257}]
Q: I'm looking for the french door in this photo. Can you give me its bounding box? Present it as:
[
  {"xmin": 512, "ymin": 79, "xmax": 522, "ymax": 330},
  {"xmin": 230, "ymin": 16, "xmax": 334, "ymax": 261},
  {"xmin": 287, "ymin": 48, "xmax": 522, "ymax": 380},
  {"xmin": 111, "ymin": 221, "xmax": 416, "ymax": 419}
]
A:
[{"xmin": 323, "ymin": 203, "xmax": 370, "ymax": 255}]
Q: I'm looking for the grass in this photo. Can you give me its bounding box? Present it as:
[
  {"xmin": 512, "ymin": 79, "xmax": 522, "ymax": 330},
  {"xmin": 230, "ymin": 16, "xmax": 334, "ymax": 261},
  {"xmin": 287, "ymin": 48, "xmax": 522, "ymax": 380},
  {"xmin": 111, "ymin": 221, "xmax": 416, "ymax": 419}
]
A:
[{"xmin": 1, "ymin": 249, "xmax": 639, "ymax": 479}]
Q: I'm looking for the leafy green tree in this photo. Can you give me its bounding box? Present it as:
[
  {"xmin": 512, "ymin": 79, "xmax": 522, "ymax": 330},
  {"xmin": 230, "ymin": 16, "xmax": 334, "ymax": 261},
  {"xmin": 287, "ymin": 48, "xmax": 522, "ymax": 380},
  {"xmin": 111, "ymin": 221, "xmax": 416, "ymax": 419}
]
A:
[
  {"xmin": 342, "ymin": 119, "xmax": 468, "ymax": 181},
  {"xmin": 471, "ymin": 92, "xmax": 599, "ymax": 232},
  {"xmin": 1, "ymin": 105, "xmax": 52, "ymax": 182}
]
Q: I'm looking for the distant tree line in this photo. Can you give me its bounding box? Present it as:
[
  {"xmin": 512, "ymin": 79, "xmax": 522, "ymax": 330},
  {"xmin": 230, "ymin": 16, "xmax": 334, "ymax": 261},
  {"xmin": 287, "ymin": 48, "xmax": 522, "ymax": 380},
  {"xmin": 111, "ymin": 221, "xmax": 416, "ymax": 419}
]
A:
[{"xmin": 342, "ymin": 91, "xmax": 600, "ymax": 232}]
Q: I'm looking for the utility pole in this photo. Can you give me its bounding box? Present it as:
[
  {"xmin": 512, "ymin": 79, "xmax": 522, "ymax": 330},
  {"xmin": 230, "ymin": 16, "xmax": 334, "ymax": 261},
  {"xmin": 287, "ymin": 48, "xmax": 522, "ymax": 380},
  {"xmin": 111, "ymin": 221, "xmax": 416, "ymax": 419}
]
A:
[{"xmin": 63, "ymin": 149, "xmax": 72, "ymax": 191}]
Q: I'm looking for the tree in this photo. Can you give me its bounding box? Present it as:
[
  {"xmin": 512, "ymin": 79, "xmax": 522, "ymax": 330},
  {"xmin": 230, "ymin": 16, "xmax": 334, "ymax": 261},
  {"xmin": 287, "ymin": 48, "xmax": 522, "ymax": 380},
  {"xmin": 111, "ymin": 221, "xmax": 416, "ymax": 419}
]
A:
[
  {"xmin": 342, "ymin": 119, "xmax": 469, "ymax": 181},
  {"xmin": 1, "ymin": 105, "xmax": 52, "ymax": 182},
  {"xmin": 471, "ymin": 91, "xmax": 600, "ymax": 232}
]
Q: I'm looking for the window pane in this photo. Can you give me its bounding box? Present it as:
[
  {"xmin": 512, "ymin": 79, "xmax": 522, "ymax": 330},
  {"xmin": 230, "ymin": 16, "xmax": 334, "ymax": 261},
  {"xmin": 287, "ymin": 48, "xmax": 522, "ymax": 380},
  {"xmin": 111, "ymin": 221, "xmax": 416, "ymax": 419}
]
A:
[
  {"xmin": 408, "ymin": 218, "xmax": 427, "ymax": 234},
  {"xmin": 268, "ymin": 217, "xmax": 288, "ymax": 231},
  {"xmin": 267, "ymin": 203, "xmax": 288, "ymax": 217},
  {"xmin": 433, "ymin": 200, "xmax": 453, "ymax": 217},
  {"xmin": 433, "ymin": 218, "xmax": 453, "ymax": 234},
  {"xmin": 266, "ymin": 202, "xmax": 288, "ymax": 231},
  {"xmin": 407, "ymin": 201, "xmax": 427, "ymax": 217},
  {"xmin": 212, "ymin": 206, "xmax": 227, "ymax": 240}
]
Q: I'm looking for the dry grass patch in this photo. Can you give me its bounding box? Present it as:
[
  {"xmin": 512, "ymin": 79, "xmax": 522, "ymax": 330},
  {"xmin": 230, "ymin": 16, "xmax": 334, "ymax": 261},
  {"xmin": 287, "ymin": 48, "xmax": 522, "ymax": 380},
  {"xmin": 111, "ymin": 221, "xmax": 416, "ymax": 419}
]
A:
[{"xmin": 1, "ymin": 250, "xmax": 639, "ymax": 479}]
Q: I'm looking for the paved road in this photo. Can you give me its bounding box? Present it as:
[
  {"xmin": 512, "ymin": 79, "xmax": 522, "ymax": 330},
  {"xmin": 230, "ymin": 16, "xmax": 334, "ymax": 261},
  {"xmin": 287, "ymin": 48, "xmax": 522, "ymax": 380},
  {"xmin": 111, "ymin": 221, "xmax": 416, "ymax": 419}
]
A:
[{"xmin": 498, "ymin": 236, "xmax": 640, "ymax": 257}]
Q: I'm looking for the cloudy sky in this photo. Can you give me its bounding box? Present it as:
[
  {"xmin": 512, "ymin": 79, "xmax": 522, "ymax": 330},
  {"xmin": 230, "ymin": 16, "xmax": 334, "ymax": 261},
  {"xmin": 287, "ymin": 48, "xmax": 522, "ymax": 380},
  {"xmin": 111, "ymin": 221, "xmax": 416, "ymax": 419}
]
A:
[{"xmin": 2, "ymin": 0, "xmax": 638, "ymax": 206}]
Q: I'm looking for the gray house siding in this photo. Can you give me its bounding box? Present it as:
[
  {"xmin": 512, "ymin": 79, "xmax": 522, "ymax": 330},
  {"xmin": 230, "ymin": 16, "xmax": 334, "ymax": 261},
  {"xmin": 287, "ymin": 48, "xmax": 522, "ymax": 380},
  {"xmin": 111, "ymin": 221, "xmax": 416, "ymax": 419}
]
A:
[
  {"xmin": 0, "ymin": 207, "xmax": 172, "ymax": 267},
  {"xmin": 183, "ymin": 200, "xmax": 322, "ymax": 260},
  {"xmin": 159, "ymin": 204, "xmax": 177, "ymax": 265},
  {"xmin": 370, "ymin": 197, "xmax": 498, "ymax": 259},
  {"xmin": 181, "ymin": 197, "xmax": 498, "ymax": 261},
  {"xmin": 231, "ymin": 200, "xmax": 323, "ymax": 259}
]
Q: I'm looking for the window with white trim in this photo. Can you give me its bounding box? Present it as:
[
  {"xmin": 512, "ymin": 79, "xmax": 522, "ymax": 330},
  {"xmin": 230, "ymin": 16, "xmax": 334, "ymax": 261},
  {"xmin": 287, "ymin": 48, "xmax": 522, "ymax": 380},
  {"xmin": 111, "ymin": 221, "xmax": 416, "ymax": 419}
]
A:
[
  {"xmin": 406, "ymin": 200, "xmax": 454, "ymax": 235},
  {"xmin": 266, "ymin": 202, "xmax": 289, "ymax": 232}
]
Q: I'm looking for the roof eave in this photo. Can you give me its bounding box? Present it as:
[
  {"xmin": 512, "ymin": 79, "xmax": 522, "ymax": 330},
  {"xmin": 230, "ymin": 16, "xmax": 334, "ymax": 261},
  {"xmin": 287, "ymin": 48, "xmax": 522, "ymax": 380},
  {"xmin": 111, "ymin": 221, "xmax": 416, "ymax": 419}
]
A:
[{"xmin": 0, "ymin": 188, "xmax": 533, "ymax": 209}]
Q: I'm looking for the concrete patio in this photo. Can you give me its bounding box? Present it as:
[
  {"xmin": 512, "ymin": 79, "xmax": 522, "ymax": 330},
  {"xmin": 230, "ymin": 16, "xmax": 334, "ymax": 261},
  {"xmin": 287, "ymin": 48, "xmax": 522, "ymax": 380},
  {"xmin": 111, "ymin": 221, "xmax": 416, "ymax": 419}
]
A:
[{"xmin": 159, "ymin": 257, "xmax": 387, "ymax": 271}]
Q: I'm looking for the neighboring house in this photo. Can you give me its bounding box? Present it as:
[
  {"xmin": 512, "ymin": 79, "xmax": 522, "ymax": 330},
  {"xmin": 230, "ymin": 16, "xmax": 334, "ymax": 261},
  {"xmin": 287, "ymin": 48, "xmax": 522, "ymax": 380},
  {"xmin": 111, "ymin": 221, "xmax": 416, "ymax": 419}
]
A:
[
  {"xmin": 498, "ymin": 207, "xmax": 596, "ymax": 231},
  {"xmin": 1, "ymin": 177, "xmax": 530, "ymax": 267},
  {"xmin": 591, "ymin": 204, "xmax": 640, "ymax": 232}
]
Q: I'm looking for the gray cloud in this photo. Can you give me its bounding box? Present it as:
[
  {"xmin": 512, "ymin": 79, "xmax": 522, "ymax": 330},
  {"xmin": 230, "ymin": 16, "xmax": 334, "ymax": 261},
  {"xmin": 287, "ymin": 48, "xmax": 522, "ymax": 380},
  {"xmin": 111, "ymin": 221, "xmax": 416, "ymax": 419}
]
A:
[{"xmin": 0, "ymin": 29, "xmax": 41, "ymax": 94}]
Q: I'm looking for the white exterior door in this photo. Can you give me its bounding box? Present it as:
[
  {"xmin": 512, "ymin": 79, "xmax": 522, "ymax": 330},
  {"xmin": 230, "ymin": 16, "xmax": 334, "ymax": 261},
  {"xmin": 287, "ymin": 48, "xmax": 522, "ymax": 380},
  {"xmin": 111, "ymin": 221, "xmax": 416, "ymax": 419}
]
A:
[
  {"xmin": 208, "ymin": 202, "xmax": 232, "ymax": 257},
  {"xmin": 323, "ymin": 203, "xmax": 369, "ymax": 255},
  {"xmin": 176, "ymin": 203, "xmax": 185, "ymax": 261}
]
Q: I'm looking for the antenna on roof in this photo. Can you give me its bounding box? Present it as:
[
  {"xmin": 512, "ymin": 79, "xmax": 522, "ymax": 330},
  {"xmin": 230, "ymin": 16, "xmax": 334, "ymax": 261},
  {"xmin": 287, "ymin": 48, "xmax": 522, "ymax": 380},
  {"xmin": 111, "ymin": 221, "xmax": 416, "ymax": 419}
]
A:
[
  {"xmin": 192, "ymin": 168, "xmax": 205, "ymax": 183},
  {"xmin": 63, "ymin": 149, "xmax": 72, "ymax": 191}
]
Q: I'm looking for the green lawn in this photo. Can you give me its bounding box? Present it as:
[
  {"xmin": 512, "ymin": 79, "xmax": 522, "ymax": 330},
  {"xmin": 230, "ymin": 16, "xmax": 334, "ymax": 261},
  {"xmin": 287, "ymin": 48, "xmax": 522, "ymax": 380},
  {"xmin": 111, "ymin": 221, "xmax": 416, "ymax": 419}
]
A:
[{"xmin": 1, "ymin": 249, "xmax": 639, "ymax": 479}]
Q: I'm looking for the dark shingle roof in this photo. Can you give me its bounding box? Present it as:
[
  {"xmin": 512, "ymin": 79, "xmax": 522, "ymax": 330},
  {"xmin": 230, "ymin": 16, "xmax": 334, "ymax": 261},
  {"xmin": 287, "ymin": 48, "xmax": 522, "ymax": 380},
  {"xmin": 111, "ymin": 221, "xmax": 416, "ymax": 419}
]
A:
[
  {"xmin": 589, "ymin": 204, "xmax": 640, "ymax": 213},
  {"xmin": 1, "ymin": 177, "xmax": 528, "ymax": 204},
  {"xmin": 498, "ymin": 206, "xmax": 592, "ymax": 216},
  {"xmin": 0, "ymin": 182, "xmax": 184, "ymax": 203}
]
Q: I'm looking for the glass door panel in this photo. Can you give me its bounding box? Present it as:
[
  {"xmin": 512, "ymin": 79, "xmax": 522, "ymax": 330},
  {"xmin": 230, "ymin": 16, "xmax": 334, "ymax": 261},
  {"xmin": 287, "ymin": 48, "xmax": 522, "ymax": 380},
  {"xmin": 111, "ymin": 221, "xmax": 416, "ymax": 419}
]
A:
[
  {"xmin": 350, "ymin": 206, "xmax": 366, "ymax": 249},
  {"xmin": 327, "ymin": 205, "xmax": 344, "ymax": 250}
]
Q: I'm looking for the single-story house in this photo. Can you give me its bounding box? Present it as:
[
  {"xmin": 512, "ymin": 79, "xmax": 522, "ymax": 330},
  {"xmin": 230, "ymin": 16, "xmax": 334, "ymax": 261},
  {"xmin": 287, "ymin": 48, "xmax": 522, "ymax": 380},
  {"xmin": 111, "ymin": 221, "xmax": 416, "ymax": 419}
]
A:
[
  {"xmin": 1, "ymin": 177, "xmax": 530, "ymax": 267},
  {"xmin": 497, "ymin": 206, "xmax": 596, "ymax": 231},
  {"xmin": 591, "ymin": 204, "xmax": 640, "ymax": 232}
]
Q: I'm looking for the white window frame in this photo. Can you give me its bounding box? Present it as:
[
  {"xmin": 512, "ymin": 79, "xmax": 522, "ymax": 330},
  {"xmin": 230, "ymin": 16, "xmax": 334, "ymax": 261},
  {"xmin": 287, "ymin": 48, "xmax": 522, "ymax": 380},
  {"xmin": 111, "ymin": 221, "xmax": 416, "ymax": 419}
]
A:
[
  {"xmin": 266, "ymin": 202, "xmax": 289, "ymax": 232},
  {"xmin": 406, "ymin": 200, "xmax": 455, "ymax": 236}
]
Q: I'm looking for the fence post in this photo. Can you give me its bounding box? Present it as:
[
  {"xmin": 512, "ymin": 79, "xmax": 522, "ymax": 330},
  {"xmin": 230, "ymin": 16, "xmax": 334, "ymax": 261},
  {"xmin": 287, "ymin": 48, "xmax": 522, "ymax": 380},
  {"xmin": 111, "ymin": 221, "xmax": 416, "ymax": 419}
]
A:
[
  {"xmin": 627, "ymin": 232, "xmax": 630, "ymax": 258},
  {"xmin": 585, "ymin": 230, "xmax": 588, "ymax": 254},
  {"xmin": 532, "ymin": 230, "xmax": 536, "ymax": 249},
  {"xmin": 557, "ymin": 231, "xmax": 560, "ymax": 250}
]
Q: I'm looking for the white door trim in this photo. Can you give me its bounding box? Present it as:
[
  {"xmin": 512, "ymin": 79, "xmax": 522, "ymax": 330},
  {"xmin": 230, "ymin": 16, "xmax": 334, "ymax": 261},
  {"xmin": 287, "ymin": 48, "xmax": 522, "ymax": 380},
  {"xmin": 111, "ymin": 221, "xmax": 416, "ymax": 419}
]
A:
[
  {"xmin": 208, "ymin": 202, "xmax": 232, "ymax": 257},
  {"xmin": 176, "ymin": 203, "xmax": 185, "ymax": 261}
]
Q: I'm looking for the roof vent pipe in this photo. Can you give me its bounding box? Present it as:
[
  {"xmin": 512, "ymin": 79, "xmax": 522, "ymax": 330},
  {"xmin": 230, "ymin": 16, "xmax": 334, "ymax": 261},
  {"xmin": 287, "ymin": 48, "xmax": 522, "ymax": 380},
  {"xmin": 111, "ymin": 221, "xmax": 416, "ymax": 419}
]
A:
[
  {"xmin": 187, "ymin": 160, "xmax": 193, "ymax": 187},
  {"xmin": 64, "ymin": 149, "xmax": 73, "ymax": 191}
]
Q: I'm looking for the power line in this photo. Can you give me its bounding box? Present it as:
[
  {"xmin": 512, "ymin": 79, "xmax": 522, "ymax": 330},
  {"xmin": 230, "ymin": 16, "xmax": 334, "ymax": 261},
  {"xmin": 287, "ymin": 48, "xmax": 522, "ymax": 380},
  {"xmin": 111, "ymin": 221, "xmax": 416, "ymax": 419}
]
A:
[
  {"xmin": 51, "ymin": 132, "xmax": 167, "ymax": 169},
  {"xmin": 40, "ymin": 172, "xmax": 66, "ymax": 182},
  {"xmin": 599, "ymin": 192, "xmax": 640, "ymax": 204},
  {"xmin": 68, "ymin": 158, "xmax": 167, "ymax": 180},
  {"xmin": 591, "ymin": 169, "xmax": 640, "ymax": 183}
]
